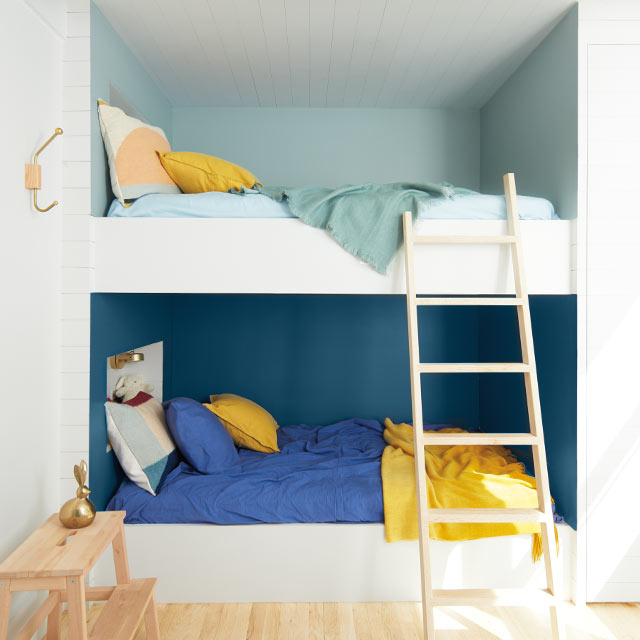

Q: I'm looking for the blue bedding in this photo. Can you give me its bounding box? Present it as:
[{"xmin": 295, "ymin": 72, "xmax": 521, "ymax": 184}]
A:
[
  {"xmin": 107, "ymin": 189, "xmax": 557, "ymax": 220},
  {"xmin": 106, "ymin": 418, "xmax": 387, "ymax": 525}
]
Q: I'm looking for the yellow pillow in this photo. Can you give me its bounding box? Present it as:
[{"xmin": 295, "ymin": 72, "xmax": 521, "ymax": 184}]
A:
[
  {"xmin": 157, "ymin": 151, "xmax": 261, "ymax": 194},
  {"xmin": 205, "ymin": 394, "xmax": 279, "ymax": 454}
]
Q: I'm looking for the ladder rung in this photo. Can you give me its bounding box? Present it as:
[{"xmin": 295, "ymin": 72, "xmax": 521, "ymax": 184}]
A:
[
  {"xmin": 413, "ymin": 235, "xmax": 516, "ymax": 245},
  {"xmin": 425, "ymin": 508, "xmax": 546, "ymax": 523},
  {"xmin": 416, "ymin": 297, "xmax": 523, "ymax": 306},
  {"xmin": 432, "ymin": 588, "xmax": 555, "ymax": 607},
  {"xmin": 419, "ymin": 363, "xmax": 530, "ymax": 373},
  {"xmin": 422, "ymin": 433, "xmax": 538, "ymax": 446}
]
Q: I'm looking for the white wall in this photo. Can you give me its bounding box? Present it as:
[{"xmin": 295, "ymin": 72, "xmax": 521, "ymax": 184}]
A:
[
  {"xmin": 60, "ymin": 0, "xmax": 93, "ymax": 510},
  {"xmin": 0, "ymin": 0, "xmax": 64, "ymax": 635},
  {"xmin": 577, "ymin": 0, "xmax": 640, "ymax": 603}
]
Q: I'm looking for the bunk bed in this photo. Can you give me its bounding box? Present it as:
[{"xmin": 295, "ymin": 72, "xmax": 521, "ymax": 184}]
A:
[
  {"xmin": 90, "ymin": 189, "xmax": 575, "ymax": 603},
  {"xmin": 88, "ymin": 89, "xmax": 576, "ymax": 607}
]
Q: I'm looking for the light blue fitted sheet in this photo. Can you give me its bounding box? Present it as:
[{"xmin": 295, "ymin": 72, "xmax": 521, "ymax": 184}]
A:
[{"xmin": 106, "ymin": 189, "xmax": 557, "ymax": 220}]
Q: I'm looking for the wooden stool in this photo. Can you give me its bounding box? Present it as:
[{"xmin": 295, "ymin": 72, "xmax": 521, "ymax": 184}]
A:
[{"xmin": 0, "ymin": 511, "xmax": 159, "ymax": 640}]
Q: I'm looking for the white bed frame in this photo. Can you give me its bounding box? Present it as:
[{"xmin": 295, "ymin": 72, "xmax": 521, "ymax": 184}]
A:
[
  {"xmin": 93, "ymin": 218, "xmax": 575, "ymax": 294},
  {"xmin": 91, "ymin": 522, "xmax": 575, "ymax": 602}
]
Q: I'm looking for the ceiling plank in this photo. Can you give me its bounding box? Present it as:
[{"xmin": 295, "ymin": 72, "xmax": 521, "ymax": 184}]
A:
[
  {"xmin": 182, "ymin": 0, "xmax": 241, "ymax": 106},
  {"xmin": 286, "ymin": 0, "xmax": 311, "ymax": 107},
  {"xmin": 259, "ymin": 0, "xmax": 294, "ymax": 107},
  {"xmin": 373, "ymin": 0, "xmax": 438, "ymax": 107},
  {"xmin": 325, "ymin": 0, "xmax": 363, "ymax": 107},
  {"xmin": 308, "ymin": 0, "xmax": 335, "ymax": 107},
  {"xmin": 357, "ymin": 0, "xmax": 414, "ymax": 107},
  {"xmin": 206, "ymin": 0, "xmax": 262, "ymax": 106},
  {"xmin": 341, "ymin": 0, "xmax": 388, "ymax": 107}
]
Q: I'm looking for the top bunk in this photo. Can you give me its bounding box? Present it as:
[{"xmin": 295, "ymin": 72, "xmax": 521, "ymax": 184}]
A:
[
  {"xmin": 89, "ymin": 0, "xmax": 579, "ymax": 296},
  {"xmin": 93, "ymin": 191, "xmax": 574, "ymax": 295}
]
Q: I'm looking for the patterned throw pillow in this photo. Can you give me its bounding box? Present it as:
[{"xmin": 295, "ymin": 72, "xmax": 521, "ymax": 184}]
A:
[
  {"xmin": 97, "ymin": 100, "xmax": 181, "ymax": 205},
  {"xmin": 105, "ymin": 392, "xmax": 179, "ymax": 495}
]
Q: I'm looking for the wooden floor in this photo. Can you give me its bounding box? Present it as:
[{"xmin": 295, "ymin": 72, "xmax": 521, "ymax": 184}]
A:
[{"xmin": 53, "ymin": 601, "xmax": 640, "ymax": 640}]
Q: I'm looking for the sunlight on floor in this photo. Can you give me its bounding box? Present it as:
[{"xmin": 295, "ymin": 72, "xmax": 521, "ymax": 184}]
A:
[{"xmin": 49, "ymin": 600, "xmax": 640, "ymax": 640}]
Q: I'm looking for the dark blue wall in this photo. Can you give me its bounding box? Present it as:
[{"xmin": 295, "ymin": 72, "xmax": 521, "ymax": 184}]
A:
[
  {"xmin": 89, "ymin": 293, "xmax": 576, "ymax": 528},
  {"xmin": 89, "ymin": 294, "xmax": 174, "ymax": 510},
  {"xmin": 478, "ymin": 296, "xmax": 578, "ymax": 527},
  {"xmin": 170, "ymin": 295, "xmax": 480, "ymax": 427}
]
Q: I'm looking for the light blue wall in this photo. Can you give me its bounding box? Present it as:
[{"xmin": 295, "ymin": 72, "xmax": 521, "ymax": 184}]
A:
[
  {"xmin": 91, "ymin": 4, "xmax": 173, "ymax": 216},
  {"xmin": 480, "ymin": 6, "xmax": 578, "ymax": 219},
  {"xmin": 172, "ymin": 108, "xmax": 480, "ymax": 189}
]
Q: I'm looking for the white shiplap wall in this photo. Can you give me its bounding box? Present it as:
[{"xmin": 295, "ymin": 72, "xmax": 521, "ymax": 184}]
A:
[
  {"xmin": 1, "ymin": 1, "xmax": 64, "ymax": 634},
  {"xmin": 578, "ymin": 0, "xmax": 640, "ymax": 603},
  {"xmin": 60, "ymin": 0, "xmax": 93, "ymax": 502}
]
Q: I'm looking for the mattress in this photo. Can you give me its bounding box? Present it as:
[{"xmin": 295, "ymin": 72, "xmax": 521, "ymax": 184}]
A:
[
  {"xmin": 107, "ymin": 418, "xmax": 387, "ymax": 525},
  {"xmin": 106, "ymin": 189, "xmax": 558, "ymax": 220}
]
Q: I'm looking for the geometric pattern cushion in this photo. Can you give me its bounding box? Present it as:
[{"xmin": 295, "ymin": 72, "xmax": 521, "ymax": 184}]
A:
[
  {"xmin": 97, "ymin": 100, "xmax": 181, "ymax": 205},
  {"xmin": 105, "ymin": 392, "xmax": 179, "ymax": 495}
]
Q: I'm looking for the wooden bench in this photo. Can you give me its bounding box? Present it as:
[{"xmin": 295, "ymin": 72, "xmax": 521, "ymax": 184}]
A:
[{"xmin": 0, "ymin": 511, "xmax": 159, "ymax": 639}]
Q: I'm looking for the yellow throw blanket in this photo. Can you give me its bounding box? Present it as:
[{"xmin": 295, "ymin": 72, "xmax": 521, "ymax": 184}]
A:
[{"xmin": 381, "ymin": 419, "xmax": 557, "ymax": 561}]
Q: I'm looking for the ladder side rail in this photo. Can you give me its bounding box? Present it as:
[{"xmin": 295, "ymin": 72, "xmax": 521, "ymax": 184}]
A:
[
  {"xmin": 403, "ymin": 211, "xmax": 435, "ymax": 640},
  {"xmin": 504, "ymin": 174, "xmax": 564, "ymax": 640}
]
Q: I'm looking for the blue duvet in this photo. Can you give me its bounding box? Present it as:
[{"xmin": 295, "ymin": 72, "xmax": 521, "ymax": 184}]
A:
[
  {"xmin": 107, "ymin": 418, "xmax": 387, "ymax": 525},
  {"xmin": 107, "ymin": 189, "xmax": 557, "ymax": 220}
]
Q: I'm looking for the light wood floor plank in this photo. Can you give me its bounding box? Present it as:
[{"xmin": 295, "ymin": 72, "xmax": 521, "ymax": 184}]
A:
[
  {"xmin": 197, "ymin": 602, "xmax": 223, "ymax": 640},
  {"xmin": 352, "ymin": 602, "xmax": 373, "ymax": 640},
  {"xmin": 323, "ymin": 602, "xmax": 356, "ymax": 640},
  {"xmin": 394, "ymin": 602, "xmax": 423, "ymax": 639},
  {"xmin": 48, "ymin": 600, "xmax": 640, "ymax": 640},
  {"xmin": 246, "ymin": 602, "xmax": 280, "ymax": 639},
  {"xmin": 215, "ymin": 603, "xmax": 252, "ymax": 640},
  {"xmin": 308, "ymin": 602, "xmax": 324, "ymax": 640},
  {"xmin": 157, "ymin": 604, "xmax": 209, "ymax": 640},
  {"xmin": 280, "ymin": 602, "xmax": 309, "ymax": 640},
  {"xmin": 365, "ymin": 602, "xmax": 395, "ymax": 640}
]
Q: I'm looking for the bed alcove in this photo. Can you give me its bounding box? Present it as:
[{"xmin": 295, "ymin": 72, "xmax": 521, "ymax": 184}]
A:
[
  {"xmin": 86, "ymin": 0, "xmax": 580, "ymax": 604},
  {"xmin": 89, "ymin": 292, "xmax": 577, "ymax": 528},
  {"xmin": 88, "ymin": 292, "xmax": 577, "ymax": 602}
]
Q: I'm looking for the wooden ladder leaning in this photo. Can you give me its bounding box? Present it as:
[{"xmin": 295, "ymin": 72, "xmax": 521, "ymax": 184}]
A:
[{"xmin": 402, "ymin": 173, "xmax": 563, "ymax": 640}]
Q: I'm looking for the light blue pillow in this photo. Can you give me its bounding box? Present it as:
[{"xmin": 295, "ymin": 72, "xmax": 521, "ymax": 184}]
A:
[{"xmin": 165, "ymin": 397, "xmax": 239, "ymax": 473}]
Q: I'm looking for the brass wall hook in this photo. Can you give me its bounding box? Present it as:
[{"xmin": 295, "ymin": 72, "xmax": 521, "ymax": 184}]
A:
[{"xmin": 25, "ymin": 127, "xmax": 63, "ymax": 212}]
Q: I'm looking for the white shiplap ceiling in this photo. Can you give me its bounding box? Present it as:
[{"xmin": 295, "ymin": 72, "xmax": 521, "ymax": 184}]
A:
[{"xmin": 94, "ymin": 0, "xmax": 576, "ymax": 109}]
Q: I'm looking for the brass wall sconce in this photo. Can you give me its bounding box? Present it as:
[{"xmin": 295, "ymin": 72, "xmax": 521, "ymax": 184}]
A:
[
  {"xmin": 25, "ymin": 127, "xmax": 63, "ymax": 212},
  {"xmin": 109, "ymin": 350, "xmax": 145, "ymax": 369}
]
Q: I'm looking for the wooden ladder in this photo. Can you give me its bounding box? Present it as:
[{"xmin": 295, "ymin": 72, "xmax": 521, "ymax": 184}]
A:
[{"xmin": 402, "ymin": 173, "xmax": 563, "ymax": 640}]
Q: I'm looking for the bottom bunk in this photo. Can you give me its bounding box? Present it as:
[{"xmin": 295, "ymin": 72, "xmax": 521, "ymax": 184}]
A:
[
  {"xmin": 91, "ymin": 522, "xmax": 575, "ymax": 602},
  {"xmin": 88, "ymin": 293, "xmax": 577, "ymax": 602}
]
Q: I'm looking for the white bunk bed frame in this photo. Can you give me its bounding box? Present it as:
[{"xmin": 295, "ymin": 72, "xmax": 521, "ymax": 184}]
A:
[
  {"xmin": 93, "ymin": 217, "xmax": 574, "ymax": 295},
  {"xmin": 91, "ymin": 177, "xmax": 576, "ymax": 605}
]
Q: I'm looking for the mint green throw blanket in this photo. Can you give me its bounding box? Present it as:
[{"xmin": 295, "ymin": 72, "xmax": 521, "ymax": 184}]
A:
[{"xmin": 255, "ymin": 182, "xmax": 454, "ymax": 274}]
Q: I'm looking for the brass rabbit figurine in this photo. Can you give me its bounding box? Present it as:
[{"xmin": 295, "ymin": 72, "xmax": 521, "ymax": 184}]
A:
[{"xmin": 59, "ymin": 460, "xmax": 96, "ymax": 529}]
